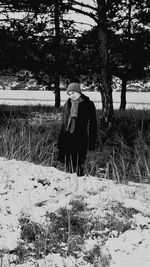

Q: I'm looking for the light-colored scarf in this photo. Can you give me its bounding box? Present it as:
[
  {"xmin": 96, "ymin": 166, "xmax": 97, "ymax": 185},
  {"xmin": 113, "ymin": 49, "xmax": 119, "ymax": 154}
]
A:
[{"xmin": 67, "ymin": 98, "xmax": 81, "ymax": 133}]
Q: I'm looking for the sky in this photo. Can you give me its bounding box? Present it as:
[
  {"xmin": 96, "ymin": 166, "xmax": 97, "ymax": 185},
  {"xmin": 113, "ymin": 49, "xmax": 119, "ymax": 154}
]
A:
[
  {"xmin": 65, "ymin": 0, "xmax": 96, "ymax": 32},
  {"xmin": 66, "ymin": 12, "xmax": 96, "ymax": 32},
  {"xmin": 0, "ymin": 1, "xmax": 97, "ymax": 32}
]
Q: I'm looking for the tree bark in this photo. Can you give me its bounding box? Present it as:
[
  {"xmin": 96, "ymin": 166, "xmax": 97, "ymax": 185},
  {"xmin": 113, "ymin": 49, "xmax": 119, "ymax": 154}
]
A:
[
  {"xmin": 120, "ymin": 77, "xmax": 127, "ymax": 110},
  {"xmin": 54, "ymin": 0, "xmax": 61, "ymax": 108},
  {"xmin": 119, "ymin": 0, "xmax": 132, "ymax": 111},
  {"xmin": 97, "ymin": 0, "xmax": 114, "ymax": 126}
]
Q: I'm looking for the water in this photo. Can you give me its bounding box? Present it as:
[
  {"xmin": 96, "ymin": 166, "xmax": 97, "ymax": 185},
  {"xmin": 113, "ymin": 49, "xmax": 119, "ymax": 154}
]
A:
[{"xmin": 0, "ymin": 90, "xmax": 150, "ymax": 109}]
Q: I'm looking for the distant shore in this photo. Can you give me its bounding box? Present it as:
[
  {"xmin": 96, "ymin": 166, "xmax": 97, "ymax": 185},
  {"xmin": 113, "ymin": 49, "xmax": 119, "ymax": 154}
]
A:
[{"xmin": 0, "ymin": 90, "xmax": 150, "ymax": 109}]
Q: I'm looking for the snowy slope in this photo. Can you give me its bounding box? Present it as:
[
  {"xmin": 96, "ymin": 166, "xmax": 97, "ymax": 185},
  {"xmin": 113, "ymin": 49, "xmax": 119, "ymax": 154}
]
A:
[{"xmin": 0, "ymin": 157, "xmax": 150, "ymax": 266}]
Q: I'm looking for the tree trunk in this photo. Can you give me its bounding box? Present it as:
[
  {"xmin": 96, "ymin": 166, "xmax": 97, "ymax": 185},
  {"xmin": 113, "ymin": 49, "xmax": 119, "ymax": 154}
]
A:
[
  {"xmin": 119, "ymin": 0, "xmax": 132, "ymax": 111},
  {"xmin": 97, "ymin": 0, "xmax": 114, "ymax": 126},
  {"xmin": 54, "ymin": 0, "xmax": 61, "ymax": 108},
  {"xmin": 120, "ymin": 77, "xmax": 127, "ymax": 110}
]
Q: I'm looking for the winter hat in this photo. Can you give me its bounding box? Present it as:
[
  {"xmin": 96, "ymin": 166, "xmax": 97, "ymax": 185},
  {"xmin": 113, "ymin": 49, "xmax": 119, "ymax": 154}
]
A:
[{"xmin": 67, "ymin": 82, "xmax": 82, "ymax": 95}]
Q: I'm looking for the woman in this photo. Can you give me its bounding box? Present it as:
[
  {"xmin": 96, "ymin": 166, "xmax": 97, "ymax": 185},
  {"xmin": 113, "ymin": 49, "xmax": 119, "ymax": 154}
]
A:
[{"xmin": 57, "ymin": 82, "xmax": 97, "ymax": 176}]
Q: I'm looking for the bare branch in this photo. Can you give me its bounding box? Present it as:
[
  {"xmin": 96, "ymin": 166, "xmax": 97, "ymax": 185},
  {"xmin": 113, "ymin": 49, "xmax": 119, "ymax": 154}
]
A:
[
  {"xmin": 0, "ymin": 19, "xmax": 9, "ymax": 21},
  {"xmin": 73, "ymin": 21, "xmax": 94, "ymax": 27},
  {"xmin": 71, "ymin": 0, "xmax": 97, "ymax": 12},
  {"xmin": 69, "ymin": 6, "xmax": 98, "ymax": 23},
  {"xmin": 62, "ymin": 18, "xmax": 94, "ymax": 27}
]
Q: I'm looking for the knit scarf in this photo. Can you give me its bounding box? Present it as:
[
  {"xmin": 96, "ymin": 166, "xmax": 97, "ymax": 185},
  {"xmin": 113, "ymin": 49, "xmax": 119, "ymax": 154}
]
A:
[{"xmin": 64, "ymin": 97, "xmax": 82, "ymax": 134}]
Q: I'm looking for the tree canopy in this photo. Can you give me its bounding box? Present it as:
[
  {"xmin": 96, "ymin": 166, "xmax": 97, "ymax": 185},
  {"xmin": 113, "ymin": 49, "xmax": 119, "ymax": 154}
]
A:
[{"xmin": 0, "ymin": 0, "xmax": 149, "ymax": 122}]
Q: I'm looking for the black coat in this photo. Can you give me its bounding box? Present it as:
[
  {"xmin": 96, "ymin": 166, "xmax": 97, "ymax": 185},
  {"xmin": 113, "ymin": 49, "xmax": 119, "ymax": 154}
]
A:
[{"xmin": 57, "ymin": 94, "xmax": 97, "ymax": 164}]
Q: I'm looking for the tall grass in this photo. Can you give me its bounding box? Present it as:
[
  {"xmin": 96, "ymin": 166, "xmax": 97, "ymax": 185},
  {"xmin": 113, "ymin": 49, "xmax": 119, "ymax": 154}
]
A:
[
  {"xmin": 104, "ymin": 133, "xmax": 150, "ymax": 183},
  {"xmin": 87, "ymin": 109, "xmax": 150, "ymax": 183},
  {"xmin": 0, "ymin": 105, "xmax": 61, "ymax": 166},
  {"xmin": 0, "ymin": 121, "xmax": 60, "ymax": 165},
  {"xmin": 0, "ymin": 105, "xmax": 150, "ymax": 182}
]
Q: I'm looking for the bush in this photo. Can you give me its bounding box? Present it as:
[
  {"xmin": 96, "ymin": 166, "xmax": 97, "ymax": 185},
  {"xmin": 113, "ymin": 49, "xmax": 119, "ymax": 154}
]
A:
[{"xmin": 15, "ymin": 198, "xmax": 88, "ymax": 263}]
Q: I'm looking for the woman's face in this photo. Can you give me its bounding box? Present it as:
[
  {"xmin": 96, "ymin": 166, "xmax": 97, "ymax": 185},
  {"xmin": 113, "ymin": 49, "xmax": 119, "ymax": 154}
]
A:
[{"xmin": 68, "ymin": 91, "xmax": 81, "ymax": 101}]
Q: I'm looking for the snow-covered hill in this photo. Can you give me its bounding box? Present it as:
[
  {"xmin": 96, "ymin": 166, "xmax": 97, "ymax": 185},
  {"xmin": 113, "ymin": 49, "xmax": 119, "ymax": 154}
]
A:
[{"xmin": 0, "ymin": 157, "xmax": 150, "ymax": 267}]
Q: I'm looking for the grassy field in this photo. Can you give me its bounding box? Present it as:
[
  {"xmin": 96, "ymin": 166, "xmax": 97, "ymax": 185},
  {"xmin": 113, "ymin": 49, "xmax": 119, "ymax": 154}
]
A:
[{"xmin": 0, "ymin": 104, "xmax": 150, "ymax": 183}]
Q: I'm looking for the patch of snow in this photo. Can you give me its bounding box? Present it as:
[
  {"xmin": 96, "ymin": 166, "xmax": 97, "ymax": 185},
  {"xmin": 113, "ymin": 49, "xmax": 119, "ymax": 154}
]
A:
[{"xmin": 105, "ymin": 228, "xmax": 150, "ymax": 267}]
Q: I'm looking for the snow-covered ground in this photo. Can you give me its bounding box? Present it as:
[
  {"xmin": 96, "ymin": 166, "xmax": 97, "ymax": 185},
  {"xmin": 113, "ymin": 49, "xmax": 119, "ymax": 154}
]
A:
[
  {"xmin": 0, "ymin": 90, "xmax": 150, "ymax": 109},
  {"xmin": 0, "ymin": 157, "xmax": 150, "ymax": 266}
]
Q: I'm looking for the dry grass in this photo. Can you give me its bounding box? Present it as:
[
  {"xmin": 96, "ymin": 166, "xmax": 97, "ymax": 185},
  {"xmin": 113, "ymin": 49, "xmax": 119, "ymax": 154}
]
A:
[{"xmin": 0, "ymin": 106, "xmax": 150, "ymax": 182}]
